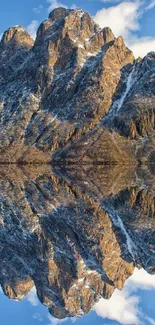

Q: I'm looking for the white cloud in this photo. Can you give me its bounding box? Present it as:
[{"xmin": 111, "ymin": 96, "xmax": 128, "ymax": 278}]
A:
[
  {"xmin": 47, "ymin": 0, "xmax": 68, "ymax": 11},
  {"xmin": 33, "ymin": 5, "xmax": 43, "ymax": 14},
  {"xmin": 94, "ymin": 1, "xmax": 141, "ymax": 39},
  {"xmin": 145, "ymin": 316, "xmax": 155, "ymax": 325},
  {"xmin": 27, "ymin": 287, "xmax": 39, "ymax": 306},
  {"xmin": 94, "ymin": 288, "xmax": 140, "ymax": 325},
  {"xmin": 27, "ymin": 20, "xmax": 39, "ymax": 39},
  {"xmin": 94, "ymin": 268, "xmax": 155, "ymax": 325},
  {"xmin": 47, "ymin": 315, "xmax": 77, "ymax": 325},
  {"xmin": 33, "ymin": 313, "xmax": 43, "ymax": 322},
  {"xmin": 145, "ymin": 0, "xmax": 155, "ymax": 11},
  {"xmin": 47, "ymin": 315, "xmax": 69, "ymax": 325},
  {"xmin": 127, "ymin": 36, "xmax": 155, "ymax": 58},
  {"xmin": 101, "ymin": 0, "xmax": 122, "ymax": 2},
  {"xmin": 94, "ymin": 1, "xmax": 155, "ymax": 58},
  {"xmin": 47, "ymin": 0, "xmax": 77, "ymax": 12},
  {"xmin": 71, "ymin": 4, "xmax": 77, "ymax": 9},
  {"xmin": 127, "ymin": 268, "xmax": 155, "ymax": 290}
]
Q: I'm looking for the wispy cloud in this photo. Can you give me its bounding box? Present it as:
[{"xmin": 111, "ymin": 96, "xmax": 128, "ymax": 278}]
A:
[
  {"xmin": 47, "ymin": 315, "xmax": 69, "ymax": 325},
  {"xmin": 101, "ymin": 0, "xmax": 122, "ymax": 3},
  {"xmin": 145, "ymin": 0, "xmax": 155, "ymax": 11},
  {"xmin": 47, "ymin": 315, "xmax": 77, "ymax": 325},
  {"xmin": 47, "ymin": 0, "xmax": 68, "ymax": 11},
  {"xmin": 33, "ymin": 5, "xmax": 43, "ymax": 14},
  {"xmin": 27, "ymin": 20, "xmax": 39, "ymax": 39},
  {"xmin": 33, "ymin": 313, "xmax": 43, "ymax": 322},
  {"xmin": 47, "ymin": 0, "xmax": 77, "ymax": 12}
]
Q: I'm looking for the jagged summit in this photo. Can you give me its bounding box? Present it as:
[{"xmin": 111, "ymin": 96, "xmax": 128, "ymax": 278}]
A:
[
  {"xmin": 0, "ymin": 25, "xmax": 33, "ymax": 47},
  {"xmin": 48, "ymin": 7, "xmax": 72, "ymax": 20},
  {"xmin": 36, "ymin": 7, "xmax": 102, "ymax": 44}
]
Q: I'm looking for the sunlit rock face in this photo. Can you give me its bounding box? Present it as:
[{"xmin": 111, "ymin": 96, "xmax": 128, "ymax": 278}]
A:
[
  {"xmin": 0, "ymin": 7, "xmax": 154, "ymax": 164},
  {"xmin": 0, "ymin": 163, "xmax": 155, "ymax": 318}
]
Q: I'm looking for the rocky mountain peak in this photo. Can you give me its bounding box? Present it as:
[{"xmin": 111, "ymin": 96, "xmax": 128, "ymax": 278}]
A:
[
  {"xmin": 0, "ymin": 7, "xmax": 155, "ymax": 164},
  {"xmin": 36, "ymin": 8, "xmax": 100, "ymax": 43},
  {"xmin": 48, "ymin": 7, "xmax": 71, "ymax": 21},
  {"xmin": 0, "ymin": 26, "xmax": 33, "ymax": 84},
  {"xmin": 1, "ymin": 25, "xmax": 33, "ymax": 49}
]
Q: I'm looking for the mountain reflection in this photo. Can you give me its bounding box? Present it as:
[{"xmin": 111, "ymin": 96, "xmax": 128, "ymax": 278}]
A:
[{"xmin": 0, "ymin": 163, "xmax": 155, "ymax": 320}]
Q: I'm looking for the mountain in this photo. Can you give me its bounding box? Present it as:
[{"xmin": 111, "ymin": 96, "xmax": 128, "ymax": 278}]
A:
[
  {"xmin": 0, "ymin": 6, "xmax": 155, "ymax": 321},
  {"xmin": 0, "ymin": 7, "xmax": 154, "ymax": 165}
]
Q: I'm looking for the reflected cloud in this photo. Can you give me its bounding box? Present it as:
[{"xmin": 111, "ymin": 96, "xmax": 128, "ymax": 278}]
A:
[
  {"xmin": 128, "ymin": 268, "xmax": 155, "ymax": 290},
  {"xmin": 94, "ymin": 268, "xmax": 155, "ymax": 325},
  {"xmin": 47, "ymin": 315, "xmax": 69, "ymax": 325},
  {"xmin": 47, "ymin": 315, "xmax": 77, "ymax": 325},
  {"xmin": 144, "ymin": 317, "xmax": 155, "ymax": 325},
  {"xmin": 94, "ymin": 287, "xmax": 139, "ymax": 325},
  {"xmin": 33, "ymin": 313, "xmax": 44, "ymax": 322},
  {"xmin": 27, "ymin": 287, "xmax": 39, "ymax": 307}
]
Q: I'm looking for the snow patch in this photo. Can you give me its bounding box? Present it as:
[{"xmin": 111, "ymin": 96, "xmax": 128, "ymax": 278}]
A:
[
  {"xmin": 49, "ymin": 114, "xmax": 57, "ymax": 124},
  {"xmin": 78, "ymin": 44, "xmax": 84, "ymax": 49},
  {"xmin": 71, "ymin": 284, "xmax": 78, "ymax": 289},
  {"xmin": 13, "ymin": 26, "xmax": 25, "ymax": 31},
  {"xmin": 87, "ymin": 52, "xmax": 98, "ymax": 57},
  {"xmin": 50, "ymin": 204, "xmax": 57, "ymax": 212},
  {"xmin": 87, "ymin": 270, "xmax": 97, "ymax": 274},
  {"xmin": 71, "ymin": 37, "xmax": 78, "ymax": 43},
  {"xmin": 116, "ymin": 65, "xmax": 136, "ymax": 112},
  {"xmin": 78, "ymin": 278, "xmax": 85, "ymax": 283},
  {"xmin": 110, "ymin": 212, "xmax": 136, "ymax": 260},
  {"xmin": 111, "ymin": 66, "xmax": 136, "ymax": 116},
  {"xmin": 77, "ymin": 10, "xmax": 84, "ymax": 18}
]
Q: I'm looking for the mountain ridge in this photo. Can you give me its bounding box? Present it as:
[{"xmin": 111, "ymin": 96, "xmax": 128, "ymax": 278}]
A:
[{"xmin": 1, "ymin": 7, "xmax": 154, "ymax": 164}]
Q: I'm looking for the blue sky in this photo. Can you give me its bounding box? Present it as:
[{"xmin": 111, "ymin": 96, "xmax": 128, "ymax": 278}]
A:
[
  {"xmin": 1, "ymin": 0, "xmax": 155, "ymax": 57},
  {"xmin": 1, "ymin": 268, "xmax": 155, "ymax": 325}
]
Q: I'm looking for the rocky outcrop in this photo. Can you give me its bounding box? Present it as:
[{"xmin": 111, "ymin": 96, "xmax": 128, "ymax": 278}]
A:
[
  {"xmin": 104, "ymin": 52, "xmax": 155, "ymax": 140},
  {"xmin": 0, "ymin": 26, "xmax": 33, "ymax": 84}
]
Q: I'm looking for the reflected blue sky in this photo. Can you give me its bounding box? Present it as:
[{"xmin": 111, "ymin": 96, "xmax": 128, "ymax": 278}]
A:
[{"xmin": 1, "ymin": 268, "xmax": 155, "ymax": 325}]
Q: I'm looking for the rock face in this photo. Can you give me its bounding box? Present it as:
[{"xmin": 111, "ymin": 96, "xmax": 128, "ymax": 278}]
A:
[
  {"xmin": 0, "ymin": 26, "xmax": 34, "ymax": 83},
  {"xmin": 0, "ymin": 7, "xmax": 154, "ymax": 164}
]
